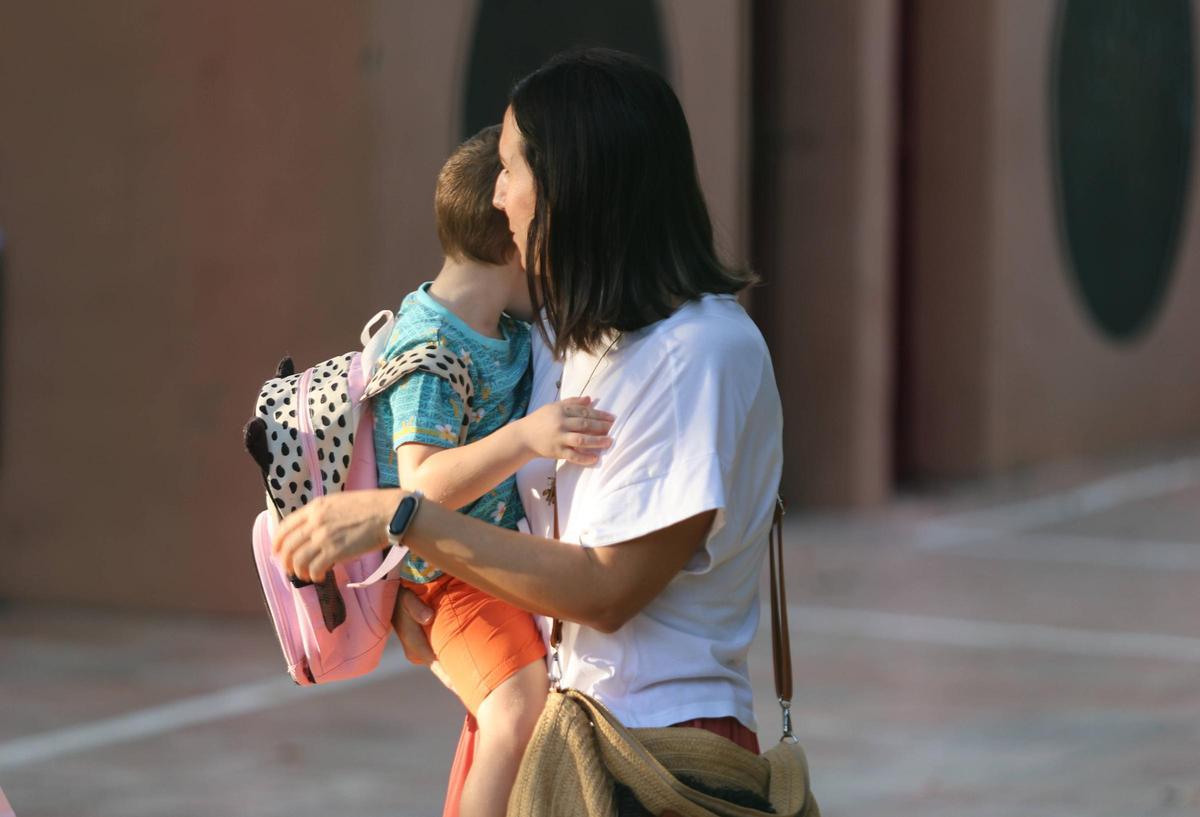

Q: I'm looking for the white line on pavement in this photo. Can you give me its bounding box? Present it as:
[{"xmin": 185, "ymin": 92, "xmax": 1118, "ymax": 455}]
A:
[
  {"xmin": 789, "ymin": 604, "xmax": 1200, "ymax": 663},
  {"xmin": 6, "ymin": 457, "xmax": 1198, "ymax": 772},
  {"xmin": 916, "ymin": 455, "xmax": 1200, "ymax": 549},
  {"xmin": 0, "ymin": 653, "xmax": 419, "ymax": 770},
  {"xmin": 921, "ymin": 531, "xmax": 1200, "ymax": 571},
  {"xmin": 6, "ymin": 604, "xmax": 1199, "ymax": 772}
]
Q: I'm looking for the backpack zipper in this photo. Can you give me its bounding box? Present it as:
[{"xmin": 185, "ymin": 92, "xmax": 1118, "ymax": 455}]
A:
[{"xmin": 296, "ymin": 368, "xmax": 325, "ymax": 499}]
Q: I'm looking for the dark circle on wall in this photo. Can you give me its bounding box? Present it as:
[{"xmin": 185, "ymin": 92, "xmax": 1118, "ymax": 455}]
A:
[
  {"xmin": 1052, "ymin": 0, "xmax": 1194, "ymax": 341},
  {"xmin": 461, "ymin": 0, "xmax": 668, "ymax": 140}
]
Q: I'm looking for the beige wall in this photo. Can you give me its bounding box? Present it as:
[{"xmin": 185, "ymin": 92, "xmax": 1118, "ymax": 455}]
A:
[
  {"xmin": 367, "ymin": 1, "xmax": 474, "ymax": 310},
  {"xmin": 0, "ymin": 2, "xmax": 750, "ymax": 613},
  {"xmin": 903, "ymin": 1, "xmax": 999, "ymax": 476},
  {"xmin": 8, "ymin": 0, "xmax": 1194, "ymax": 614},
  {"xmin": 905, "ymin": 0, "xmax": 1200, "ymax": 478},
  {"xmin": 992, "ymin": 0, "xmax": 1200, "ymax": 466},
  {"xmin": 0, "ymin": 3, "xmax": 382, "ymax": 613},
  {"xmin": 660, "ymin": 0, "xmax": 752, "ymax": 264},
  {"xmin": 753, "ymin": 0, "xmax": 899, "ymax": 507}
]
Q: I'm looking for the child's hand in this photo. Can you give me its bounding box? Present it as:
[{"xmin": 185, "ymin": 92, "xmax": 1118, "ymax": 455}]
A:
[{"xmin": 517, "ymin": 396, "xmax": 615, "ymax": 465}]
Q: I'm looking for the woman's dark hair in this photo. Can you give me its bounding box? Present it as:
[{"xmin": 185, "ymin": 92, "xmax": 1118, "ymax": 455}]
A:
[{"xmin": 510, "ymin": 48, "xmax": 756, "ymax": 356}]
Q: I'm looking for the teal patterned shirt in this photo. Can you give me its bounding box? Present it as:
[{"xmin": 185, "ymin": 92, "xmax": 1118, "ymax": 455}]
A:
[{"xmin": 372, "ymin": 282, "xmax": 531, "ymax": 583}]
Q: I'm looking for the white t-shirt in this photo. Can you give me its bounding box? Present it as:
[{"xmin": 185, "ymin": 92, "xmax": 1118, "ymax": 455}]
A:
[{"xmin": 515, "ymin": 293, "xmax": 783, "ymax": 730}]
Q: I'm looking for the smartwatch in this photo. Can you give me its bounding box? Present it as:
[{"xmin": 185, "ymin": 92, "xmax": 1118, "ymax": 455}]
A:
[{"xmin": 386, "ymin": 491, "xmax": 423, "ymax": 549}]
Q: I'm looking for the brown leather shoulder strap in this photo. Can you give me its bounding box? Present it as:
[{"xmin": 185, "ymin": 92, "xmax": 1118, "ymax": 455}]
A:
[
  {"xmin": 551, "ymin": 471, "xmax": 564, "ymax": 650},
  {"xmin": 768, "ymin": 497, "xmax": 791, "ymax": 704}
]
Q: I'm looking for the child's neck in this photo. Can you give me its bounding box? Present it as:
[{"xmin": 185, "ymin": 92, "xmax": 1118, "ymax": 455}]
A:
[{"xmin": 427, "ymin": 257, "xmax": 517, "ymax": 340}]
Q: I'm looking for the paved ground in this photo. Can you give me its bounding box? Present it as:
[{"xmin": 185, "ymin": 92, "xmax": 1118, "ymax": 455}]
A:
[{"xmin": 2, "ymin": 441, "xmax": 1199, "ymax": 817}]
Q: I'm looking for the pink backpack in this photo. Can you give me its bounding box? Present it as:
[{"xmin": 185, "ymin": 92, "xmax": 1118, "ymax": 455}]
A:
[{"xmin": 244, "ymin": 310, "xmax": 474, "ymax": 685}]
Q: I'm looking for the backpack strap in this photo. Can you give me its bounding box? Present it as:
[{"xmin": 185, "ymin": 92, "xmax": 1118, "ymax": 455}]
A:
[
  {"xmin": 362, "ymin": 341, "xmax": 475, "ymax": 445},
  {"xmin": 346, "ymin": 342, "xmax": 475, "ymax": 591}
]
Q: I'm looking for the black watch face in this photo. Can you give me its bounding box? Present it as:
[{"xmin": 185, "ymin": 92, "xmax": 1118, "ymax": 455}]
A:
[{"xmin": 389, "ymin": 495, "xmax": 417, "ymax": 536}]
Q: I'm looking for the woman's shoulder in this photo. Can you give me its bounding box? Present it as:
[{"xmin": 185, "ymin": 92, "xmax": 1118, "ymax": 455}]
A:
[
  {"xmin": 644, "ymin": 294, "xmax": 769, "ymax": 365},
  {"xmin": 603, "ymin": 294, "xmax": 775, "ymax": 415}
]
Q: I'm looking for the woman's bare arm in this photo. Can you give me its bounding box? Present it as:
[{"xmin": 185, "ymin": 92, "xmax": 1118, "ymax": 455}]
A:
[
  {"xmin": 403, "ymin": 500, "xmax": 714, "ymax": 632},
  {"xmin": 274, "ymin": 488, "xmax": 713, "ymax": 633}
]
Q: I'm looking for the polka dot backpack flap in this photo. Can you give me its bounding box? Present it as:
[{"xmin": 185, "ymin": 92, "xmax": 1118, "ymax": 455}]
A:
[{"xmin": 242, "ymin": 309, "xmax": 474, "ymax": 685}]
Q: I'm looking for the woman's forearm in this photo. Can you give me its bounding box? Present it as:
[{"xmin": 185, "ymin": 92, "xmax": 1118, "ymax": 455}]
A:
[
  {"xmin": 403, "ymin": 499, "xmax": 616, "ymax": 628},
  {"xmin": 402, "ymin": 499, "xmax": 713, "ymax": 633},
  {"xmin": 274, "ymin": 485, "xmax": 709, "ymax": 633}
]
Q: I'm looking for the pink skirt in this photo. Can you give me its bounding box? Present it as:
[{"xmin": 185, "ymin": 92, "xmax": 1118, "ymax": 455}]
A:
[{"xmin": 441, "ymin": 712, "xmax": 760, "ymax": 817}]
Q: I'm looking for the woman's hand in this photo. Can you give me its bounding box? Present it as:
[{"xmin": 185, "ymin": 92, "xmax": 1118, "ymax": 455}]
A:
[
  {"xmin": 273, "ymin": 488, "xmax": 403, "ymax": 582},
  {"xmin": 390, "ymin": 588, "xmax": 456, "ymax": 692},
  {"xmin": 391, "ymin": 588, "xmax": 436, "ymax": 663},
  {"xmin": 515, "ymin": 396, "xmax": 615, "ymax": 465}
]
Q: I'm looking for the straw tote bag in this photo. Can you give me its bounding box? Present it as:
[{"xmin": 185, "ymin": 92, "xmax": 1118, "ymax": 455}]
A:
[{"xmin": 507, "ymin": 497, "xmax": 821, "ymax": 817}]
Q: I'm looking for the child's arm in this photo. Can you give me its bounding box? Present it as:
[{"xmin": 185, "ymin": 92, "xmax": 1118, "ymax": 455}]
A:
[{"xmin": 395, "ymin": 396, "xmax": 614, "ymax": 511}]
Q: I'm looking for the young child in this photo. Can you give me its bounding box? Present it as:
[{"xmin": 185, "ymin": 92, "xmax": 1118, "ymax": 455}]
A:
[{"xmin": 372, "ymin": 126, "xmax": 614, "ymax": 817}]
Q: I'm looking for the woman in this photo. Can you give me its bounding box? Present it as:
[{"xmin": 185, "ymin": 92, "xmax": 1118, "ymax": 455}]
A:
[{"xmin": 275, "ymin": 48, "xmax": 782, "ymax": 813}]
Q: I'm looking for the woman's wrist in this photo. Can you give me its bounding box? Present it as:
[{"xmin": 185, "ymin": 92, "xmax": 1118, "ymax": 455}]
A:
[
  {"xmin": 396, "ymin": 495, "xmax": 457, "ymax": 574},
  {"xmin": 376, "ymin": 488, "xmax": 409, "ymax": 543},
  {"xmin": 402, "ymin": 493, "xmax": 443, "ymax": 551},
  {"xmin": 385, "ymin": 490, "xmax": 423, "ymax": 545}
]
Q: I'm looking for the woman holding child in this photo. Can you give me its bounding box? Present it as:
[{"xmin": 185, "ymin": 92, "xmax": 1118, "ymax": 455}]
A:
[{"xmin": 274, "ymin": 49, "xmax": 785, "ymax": 816}]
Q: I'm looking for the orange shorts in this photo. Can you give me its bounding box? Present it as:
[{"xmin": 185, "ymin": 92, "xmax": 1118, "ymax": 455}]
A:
[{"xmin": 408, "ymin": 575, "xmax": 546, "ymax": 714}]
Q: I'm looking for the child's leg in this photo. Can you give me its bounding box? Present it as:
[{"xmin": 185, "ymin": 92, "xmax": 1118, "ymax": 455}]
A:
[
  {"xmin": 424, "ymin": 579, "xmax": 547, "ymax": 817},
  {"xmin": 458, "ymin": 661, "xmax": 547, "ymax": 817}
]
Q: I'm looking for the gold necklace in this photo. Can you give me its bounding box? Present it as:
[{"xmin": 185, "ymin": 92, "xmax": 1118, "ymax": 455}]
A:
[{"xmin": 544, "ymin": 332, "xmax": 622, "ymax": 506}]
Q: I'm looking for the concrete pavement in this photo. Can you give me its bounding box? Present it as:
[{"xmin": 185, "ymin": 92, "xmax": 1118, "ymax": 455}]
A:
[{"xmin": 2, "ymin": 442, "xmax": 1198, "ymax": 816}]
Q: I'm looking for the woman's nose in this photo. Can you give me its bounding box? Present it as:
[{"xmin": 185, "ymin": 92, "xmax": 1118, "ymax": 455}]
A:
[{"xmin": 493, "ymin": 174, "xmax": 506, "ymax": 211}]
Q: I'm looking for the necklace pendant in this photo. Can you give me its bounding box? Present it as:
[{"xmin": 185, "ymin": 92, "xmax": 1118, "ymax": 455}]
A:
[{"xmin": 544, "ymin": 475, "xmax": 556, "ymax": 506}]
